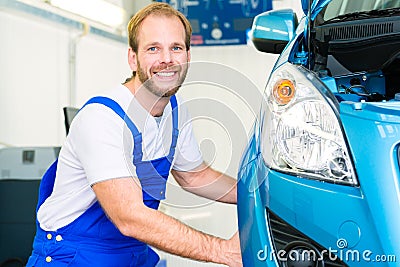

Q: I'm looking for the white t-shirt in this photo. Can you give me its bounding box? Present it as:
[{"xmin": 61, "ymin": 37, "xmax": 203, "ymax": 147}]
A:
[{"xmin": 38, "ymin": 84, "xmax": 203, "ymax": 231}]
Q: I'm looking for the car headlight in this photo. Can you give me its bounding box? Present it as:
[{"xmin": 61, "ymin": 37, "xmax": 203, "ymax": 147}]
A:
[{"xmin": 261, "ymin": 63, "xmax": 357, "ymax": 185}]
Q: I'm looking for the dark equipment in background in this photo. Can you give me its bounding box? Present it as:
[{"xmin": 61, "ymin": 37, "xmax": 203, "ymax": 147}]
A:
[
  {"xmin": 0, "ymin": 106, "xmax": 78, "ymax": 266},
  {"xmin": 63, "ymin": 106, "xmax": 79, "ymax": 135},
  {"xmin": 0, "ymin": 147, "xmax": 60, "ymax": 267}
]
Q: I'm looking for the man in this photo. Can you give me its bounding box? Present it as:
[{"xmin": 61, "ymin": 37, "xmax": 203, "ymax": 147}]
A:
[{"xmin": 27, "ymin": 2, "xmax": 242, "ymax": 267}]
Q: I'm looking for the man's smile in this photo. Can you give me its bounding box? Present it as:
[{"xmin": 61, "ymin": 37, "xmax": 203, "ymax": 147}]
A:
[{"xmin": 155, "ymin": 71, "xmax": 175, "ymax": 78}]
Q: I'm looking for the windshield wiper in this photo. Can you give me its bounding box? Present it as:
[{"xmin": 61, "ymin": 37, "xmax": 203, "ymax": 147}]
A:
[
  {"xmin": 367, "ymin": 7, "xmax": 400, "ymax": 16},
  {"xmin": 324, "ymin": 7, "xmax": 400, "ymax": 24},
  {"xmin": 324, "ymin": 12, "xmax": 371, "ymax": 24}
]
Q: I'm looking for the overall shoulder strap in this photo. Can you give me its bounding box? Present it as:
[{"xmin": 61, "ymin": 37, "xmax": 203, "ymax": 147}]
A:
[
  {"xmin": 37, "ymin": 96, "xmax": 144, "ymax": 213},
  {"xmin": 84, "ymin": 96, "xmax": 179, "ymax": 159},
  {"xmin": 83, "ymin": 96, "xmax": 144, "ymax": 160},
  {"xmin": 170, "ymin": 95, "xmax": 179, "ymax": 131},
  {"xmin": 169, "ymin": 95, "xmax": 179, "ymax": 156},
  {"xmin": 83, "ymin": 96, "xmax": 141, "ymax": 138}
]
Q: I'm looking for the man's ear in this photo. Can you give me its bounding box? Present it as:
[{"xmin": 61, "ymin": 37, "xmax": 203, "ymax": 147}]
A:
[{"xmin": 128, "ymin": 47, "xmax": 137, "ymax": 72}]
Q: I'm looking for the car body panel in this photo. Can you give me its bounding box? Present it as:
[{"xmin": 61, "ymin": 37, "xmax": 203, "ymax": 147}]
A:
[
  {"xmin": 302, "ymin": 0, "xmax": 332, "ymax": 19},
  {"xmin": 238, "ymin": 103, "xmax": 400, "ymax": 265},
  {"xmin": 238, "ymin": 0, "xmax": 400, "ymax": 266}
]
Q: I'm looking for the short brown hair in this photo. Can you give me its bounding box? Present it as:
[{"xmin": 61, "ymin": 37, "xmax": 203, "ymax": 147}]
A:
[{"xmin": 127, "ymin": 2, "xmax": 192, "ymax": 53}]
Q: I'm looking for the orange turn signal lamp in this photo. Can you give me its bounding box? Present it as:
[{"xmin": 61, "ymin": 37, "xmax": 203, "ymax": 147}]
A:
[{"xmin": 272, "ymin": 79, "xmax": 296, "ymax": 105}]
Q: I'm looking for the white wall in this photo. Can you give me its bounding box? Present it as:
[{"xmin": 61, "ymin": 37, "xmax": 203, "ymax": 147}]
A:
[
  {"xmin": 274, "ymin": 0, "xmax": 304, "ymax": 17},
  {"xmin": 0, "ymin": 1, "xmax": 296, "ymax": 266},
  {"xmin": 0, "ymin": 10, "xmax": 68, "ymax": 147},
  {"xmin": 0, "ymin": 9, "xmax": 130, "ymax": 147}
]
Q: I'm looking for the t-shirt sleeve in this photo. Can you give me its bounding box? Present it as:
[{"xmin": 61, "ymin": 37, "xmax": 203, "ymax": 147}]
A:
[
  {"xmin": 69, "ymin": 104, "xmax": 136, "ymax": 185},
  {"xmin": 172, "ymin": 102, "xmax": 203, "ymax": 171}
]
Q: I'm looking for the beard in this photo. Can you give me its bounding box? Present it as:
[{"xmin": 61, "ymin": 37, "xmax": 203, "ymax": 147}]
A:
[{"xmin": 137, "ymin": 60, "xmax": 188, "ymax": 98}]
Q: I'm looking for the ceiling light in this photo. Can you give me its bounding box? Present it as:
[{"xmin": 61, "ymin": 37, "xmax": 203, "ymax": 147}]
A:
[{"xmin": 48, "ymin": 0, "xmax": 126, "ymax": 28}]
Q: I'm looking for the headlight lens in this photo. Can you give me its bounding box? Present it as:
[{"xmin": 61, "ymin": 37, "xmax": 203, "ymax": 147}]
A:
[{"xmin": 261, "ymin": 63, "xmax": 357, "ymax": 185}]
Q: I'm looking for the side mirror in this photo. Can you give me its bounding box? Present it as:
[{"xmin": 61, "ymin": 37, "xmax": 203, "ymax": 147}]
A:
[{"xmin": 251, "ymin": 9, "xmax": 298, "ymax": 54}]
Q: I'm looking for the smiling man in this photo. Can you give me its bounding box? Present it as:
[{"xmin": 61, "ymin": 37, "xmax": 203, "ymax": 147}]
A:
[
  {"xmin": 26, "ymin": 3, "xmax": 242, "ymax": 267},
  {"xmin": 131, "ymin": 13, "xmax": 189, "ymax": 98}
]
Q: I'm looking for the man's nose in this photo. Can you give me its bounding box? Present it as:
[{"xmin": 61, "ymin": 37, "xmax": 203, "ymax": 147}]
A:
[{"xmin": 159, "ymin": 49, "xmax": 172, "ymax": 64}]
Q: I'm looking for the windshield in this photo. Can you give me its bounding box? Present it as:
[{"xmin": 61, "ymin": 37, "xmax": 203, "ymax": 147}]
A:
[{"xmin": 322, "ymin": 0, "xmax": 400, "ymax": 21}]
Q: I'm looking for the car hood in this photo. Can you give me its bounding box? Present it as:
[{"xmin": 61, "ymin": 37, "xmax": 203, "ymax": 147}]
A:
[{"xmin": 301, "ymin": 0, "xmax": 331, "ymax": 19}]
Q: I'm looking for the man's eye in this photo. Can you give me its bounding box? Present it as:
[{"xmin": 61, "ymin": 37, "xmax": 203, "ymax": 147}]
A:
[
  {"xmin": 148, "ymin": 47, "xmax": 157, "ymax": 52},
  {"xmin": 172, "ymin": 46, "xmax": 183, "ymax": 51}
]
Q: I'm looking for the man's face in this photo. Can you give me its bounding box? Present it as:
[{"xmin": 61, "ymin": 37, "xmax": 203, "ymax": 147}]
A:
[{"xmin": 135, "ymin": 14, "xmax": 190, "ymax": 97}]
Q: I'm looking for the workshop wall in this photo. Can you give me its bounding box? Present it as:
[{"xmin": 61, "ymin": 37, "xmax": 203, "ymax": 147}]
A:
[
  {"xmin": 0, "ymin": 7, "xmax": 276, "ymax": 148},
  {"xmin": 0, "ymin": 1, "xmax": 301, "ymax": 266},
  {"xmin": 0, "ymin": 9, "xmax": 129, "ymax": 147}
]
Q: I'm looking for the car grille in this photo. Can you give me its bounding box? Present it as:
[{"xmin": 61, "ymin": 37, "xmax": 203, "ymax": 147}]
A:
[
  {"xmin": 267, "ymin": 210, "xmax": 348, "ymax": 267},
  {"xmin": 328, "ymin": 22, "xmax": 394, "ymax": 40},
  {"xmin": 314, "ymin": 16, "xmax": 400, "ymax": 42}
]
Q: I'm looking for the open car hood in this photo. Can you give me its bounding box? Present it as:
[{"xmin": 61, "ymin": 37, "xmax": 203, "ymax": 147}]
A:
[{"xmin": 301, "ymin": 0, "xmax": 332, "ymax": 19}]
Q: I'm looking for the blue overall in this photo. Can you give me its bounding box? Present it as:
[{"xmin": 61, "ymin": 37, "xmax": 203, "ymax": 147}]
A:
[{"xmin": 26, "ymin": 95, "xmax": 179, "ymax": 267}]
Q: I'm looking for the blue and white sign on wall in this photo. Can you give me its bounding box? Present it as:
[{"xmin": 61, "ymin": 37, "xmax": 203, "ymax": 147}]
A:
[{"xmin": 156, "ymin": 0, "xmax": 272, "ymax": 46}]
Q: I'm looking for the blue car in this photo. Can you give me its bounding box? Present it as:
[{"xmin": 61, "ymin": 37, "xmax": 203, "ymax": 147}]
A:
[{"xmin": 237, "ymin": 0, "xmax": 400, "ymax": 266}]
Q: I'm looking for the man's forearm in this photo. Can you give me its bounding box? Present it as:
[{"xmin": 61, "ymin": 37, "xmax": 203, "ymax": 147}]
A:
[
  {"xmin": 172, "ymin": 165, "xmax": 238, "ymax": 204},
  {"xmin": 93, "ymin": 177, "xmax": 240, "ymax": 265},
  {"xmin": 184, "ymin": 173, "xmax": 237, "ymax": 203},
  {"xmin": 120, "ymin": 204, "xmax": 239, "ymax": 265},
  {"xmin": 93, "ymin": 176, "xmax": 241, "ymax": 266}
]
